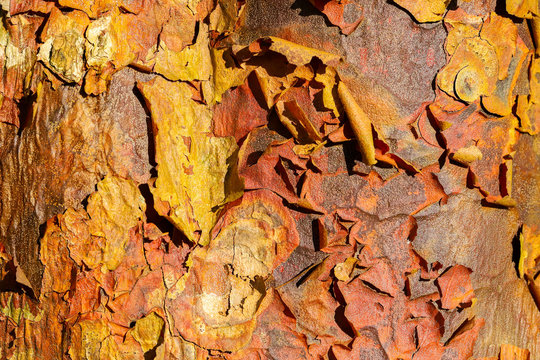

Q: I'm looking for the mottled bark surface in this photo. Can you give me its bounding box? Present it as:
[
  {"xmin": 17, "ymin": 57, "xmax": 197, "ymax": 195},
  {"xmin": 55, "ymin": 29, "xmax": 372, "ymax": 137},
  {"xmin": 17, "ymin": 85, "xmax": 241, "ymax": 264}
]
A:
[{"xmin": 0, "ymin": 0, "xmax": 538, "ymax": 359}]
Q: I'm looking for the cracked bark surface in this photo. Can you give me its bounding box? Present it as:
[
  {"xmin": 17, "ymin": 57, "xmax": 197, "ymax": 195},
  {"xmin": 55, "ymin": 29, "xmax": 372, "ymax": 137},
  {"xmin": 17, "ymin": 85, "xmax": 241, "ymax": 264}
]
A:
[{"xmin": 0, "ymin": 0, "xmax": 538, "ymax": 359}]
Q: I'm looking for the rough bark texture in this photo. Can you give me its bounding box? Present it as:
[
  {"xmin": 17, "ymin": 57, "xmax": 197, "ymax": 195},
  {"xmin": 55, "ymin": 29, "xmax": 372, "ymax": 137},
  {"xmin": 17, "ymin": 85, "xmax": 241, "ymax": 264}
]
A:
[{"xmin": 0, "ymin": 0, "xmax": 538, "ymax": 359}]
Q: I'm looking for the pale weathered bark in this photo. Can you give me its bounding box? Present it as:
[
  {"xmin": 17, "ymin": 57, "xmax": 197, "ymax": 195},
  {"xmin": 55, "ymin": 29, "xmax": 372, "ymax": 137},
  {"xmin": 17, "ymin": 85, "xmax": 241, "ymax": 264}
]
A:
[{"xmin": 0, "ymin": 0, "xmax": 538, "ymax": 359}]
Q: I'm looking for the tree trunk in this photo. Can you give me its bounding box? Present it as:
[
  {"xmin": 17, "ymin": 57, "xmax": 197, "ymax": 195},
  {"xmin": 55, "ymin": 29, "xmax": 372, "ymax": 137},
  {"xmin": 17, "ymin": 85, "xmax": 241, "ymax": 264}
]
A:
[{"xmin": 0, "ymin": 0, "xmax": 538, "ymax": 359}]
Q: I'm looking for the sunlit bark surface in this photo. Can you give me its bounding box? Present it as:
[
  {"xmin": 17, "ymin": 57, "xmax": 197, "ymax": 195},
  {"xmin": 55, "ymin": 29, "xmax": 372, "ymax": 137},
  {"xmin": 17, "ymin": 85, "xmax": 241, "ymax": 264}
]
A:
[{"xmin": 0, "ymin": 0, "xmax": 539, "ymax": 359}]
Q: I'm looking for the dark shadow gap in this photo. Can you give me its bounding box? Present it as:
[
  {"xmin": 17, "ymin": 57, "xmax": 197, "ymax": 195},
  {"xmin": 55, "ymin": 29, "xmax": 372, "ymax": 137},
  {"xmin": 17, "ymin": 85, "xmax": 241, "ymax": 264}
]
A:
[
  {"xmin": 16, "ymin": 94, "xmax": 36, "ymax": 136},
  {"xmin": 332, "ymin": 282, "xmax": 356, "ymax": 338},
  {"xmin": 138, "ymin": 183, "xmax": 175, "ymax": 236},
  {"xmin": 511, "ymin": 225, "xmax": 523, "ymax": 278},
  {"xmin": 132, "ymin": 85, "xmax": 157, "ymax": 171},
  {"xmin": 495, "ymin": 0, "xmax": 524, "ymax": 22}
]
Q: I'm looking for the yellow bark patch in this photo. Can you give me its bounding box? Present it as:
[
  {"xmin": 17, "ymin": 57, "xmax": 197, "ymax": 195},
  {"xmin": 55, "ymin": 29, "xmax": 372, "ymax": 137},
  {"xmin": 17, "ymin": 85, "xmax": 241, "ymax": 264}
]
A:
[
  {"xmin": 394, "ymin": 0, "xmax": 450, "ymax": 22},
  {"xmin": 276, "ymin": 99, "xmax": 323, "ymax": 144},
  {"xmin": 337, "ymin": 81, "xmax": 376, "ymax": 165},
  {"xmin": 519, "ymin": 225, "xmax": 540, "ymax": 279},
  {"xmin": 210, "ymin": 47, "xmax": 252, "ymax": 104},
  {"xmin": 499, "ymin": 343, "xmax": 531, "ymax": 360},
  {"xmin": 437, "ymin": 37, "xmax": 498, "ymax": 103},
  {"xmin": 314, "ymin": 65, "xmax": 341, "ymax": 117},
  {"xmin": 451, "ymin": 145, "xmax": 483, "ymax": 165},
  {"xmin": 480, "ymin": 13, "xmax": 518, "ymax": 80},
  {"xmin": 138, "ymin": 77, "xmax": 243, "ymax": 245},
  {"xmin": 38, "ymin": 8, "xmax": 89, "ymax": 83},
  {"xmin": 334, "ymin": 257, "xmax": 358, "ymax": 282},
  {"xmin": 86, "ymin": 176, "xmax": 146, "ymax": 270},
  {"xmin": 260, "ymin": 36, "xmax": 341, "ymax": 66},
  {"xmin": 131, "ymin": 312, "xmax": 165, "ymax": 353},
  {"xmin": 68, "ymin": 319, "xmax": 110, "ymax": 360},
  {"xmin": 154, "ymin": 23, "xmax": 213, "ymax": 82},
  {"xmin": 209, "ymin": 0, "xmax": 245, "ymax": 35},
  {"xmin": 506, "ymin": 0, "xmax": 539, "ymax": 18},
  {"xmin": 444, "ymin": 11, "xmax": 482, "ymax": 56}
]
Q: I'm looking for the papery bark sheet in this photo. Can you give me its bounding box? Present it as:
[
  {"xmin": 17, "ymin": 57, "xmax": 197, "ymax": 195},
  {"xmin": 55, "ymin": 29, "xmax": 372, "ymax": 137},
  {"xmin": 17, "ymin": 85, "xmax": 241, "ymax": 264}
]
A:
[{"xmin": 0, "ymin": 0, "xmax": 538, "ymax": 359}]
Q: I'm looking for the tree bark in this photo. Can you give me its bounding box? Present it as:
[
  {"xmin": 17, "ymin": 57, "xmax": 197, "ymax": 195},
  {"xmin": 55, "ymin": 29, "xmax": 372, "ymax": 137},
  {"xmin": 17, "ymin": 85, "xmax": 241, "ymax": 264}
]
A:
[{"xmin": 0, "ymin": 0, "xmax": 538, "ymax": 359}]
